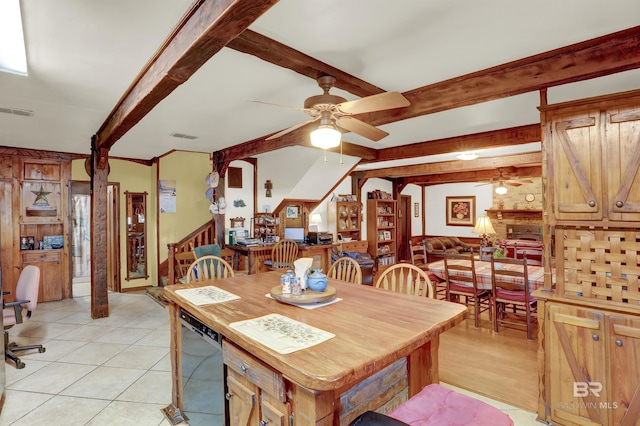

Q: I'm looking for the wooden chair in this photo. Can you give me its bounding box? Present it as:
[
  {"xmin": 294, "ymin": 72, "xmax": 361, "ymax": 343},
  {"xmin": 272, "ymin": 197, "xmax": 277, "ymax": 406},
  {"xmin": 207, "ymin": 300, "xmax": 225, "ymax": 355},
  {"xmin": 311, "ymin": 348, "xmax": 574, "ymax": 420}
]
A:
[
  {"xmin": 490, "ymin": 255, "xmax": 537, "ymax": 340},
  {"xmin": 185, "ymin": 255, "xmax": 234, "ymax": 282},
  {"xmin": 514, "ymin": 245, "xmax": 544, "ymax": 266},
  {"xmin": 265, "ymin": 238, "xmax": 298, "ymax": 271},
  {"xmin": 411, "ymin": 243, "xmax": 447, "ymax": 299},
  {"xmin": 479, "ymin": 246, "xmax": 496, "ymax": 261},
  {"xmin": 327, "ymin": 257, "xmax": 362, "ymax": 284},
  {"xmin": 174, "ymin": 251, "xmax": 196, "ymax": 283},
  {"xmin": 443, "ymin": 252, "xmax": 491, "ymax": 328},
  {"xmin": 374, "ymin": 263, "xmax": 434, "ymax": 298}
]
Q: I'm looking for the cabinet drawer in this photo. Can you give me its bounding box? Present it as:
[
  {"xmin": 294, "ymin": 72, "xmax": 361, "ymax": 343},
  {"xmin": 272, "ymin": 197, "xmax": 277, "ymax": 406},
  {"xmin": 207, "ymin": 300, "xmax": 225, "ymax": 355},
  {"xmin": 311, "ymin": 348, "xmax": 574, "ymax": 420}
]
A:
[
  {"xmin": 22, "ymin": 250, "xmax": 61, "ymax": 263},
  {"xmin": 222, "ymin": 340, "xmax": 286, "ymax": 402}
]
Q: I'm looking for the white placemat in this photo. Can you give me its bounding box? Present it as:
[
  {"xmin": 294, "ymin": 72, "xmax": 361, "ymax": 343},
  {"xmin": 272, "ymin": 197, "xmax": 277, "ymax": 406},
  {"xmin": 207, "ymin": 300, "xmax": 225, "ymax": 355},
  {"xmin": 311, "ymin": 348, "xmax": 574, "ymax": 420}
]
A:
[
  {"xmin": 175, "ymin": 286, "xmax": 240, "ymax": 305},
  {"xmin": 229, "ymin": 313, "xmax": 335, "ymax": 354},
  {"xmin": 265, "ymin": 293, "xmax": 342, "ymax": 309}
]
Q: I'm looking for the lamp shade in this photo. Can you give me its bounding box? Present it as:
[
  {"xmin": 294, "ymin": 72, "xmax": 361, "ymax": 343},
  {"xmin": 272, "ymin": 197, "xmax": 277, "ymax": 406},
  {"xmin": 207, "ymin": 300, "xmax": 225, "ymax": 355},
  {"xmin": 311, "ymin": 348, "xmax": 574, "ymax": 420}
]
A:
[
  {"xmin": 456, "ymin": 152, "xmax": 479, "ymax": 161},
  {"xmin": 310, "ymin": 213, "xmax": 322, "ymax": 223},
  {"xmin": 495, "ymin": 183, "xmax": 507, "ymax": 195},
  {"xmin": 310, "ymin": 125, "xmax": 341, "ymax": 149},
  {"xmin": 473, "ymin": 214, "xmax": 496, "ymax": 235}
]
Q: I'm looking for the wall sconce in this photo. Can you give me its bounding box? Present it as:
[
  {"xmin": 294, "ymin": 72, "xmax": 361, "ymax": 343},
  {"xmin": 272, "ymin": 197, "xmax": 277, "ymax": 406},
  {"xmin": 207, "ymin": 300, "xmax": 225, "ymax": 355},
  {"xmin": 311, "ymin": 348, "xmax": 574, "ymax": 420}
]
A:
[{"xmin": 264, "ymin": 180, "xmax": 272, "ymax": 197}]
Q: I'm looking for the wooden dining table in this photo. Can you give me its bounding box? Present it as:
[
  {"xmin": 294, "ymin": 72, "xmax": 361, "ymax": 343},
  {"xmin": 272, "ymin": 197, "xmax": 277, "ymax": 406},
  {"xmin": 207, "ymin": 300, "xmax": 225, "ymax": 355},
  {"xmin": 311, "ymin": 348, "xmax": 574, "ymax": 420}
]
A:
[
  {"xmin": 162, "ymin": 271, "xmax": 466, "ymax": 425},
  {"xmin": 427, "ymin": 258, "xmax": 554, "ymax": 293}
]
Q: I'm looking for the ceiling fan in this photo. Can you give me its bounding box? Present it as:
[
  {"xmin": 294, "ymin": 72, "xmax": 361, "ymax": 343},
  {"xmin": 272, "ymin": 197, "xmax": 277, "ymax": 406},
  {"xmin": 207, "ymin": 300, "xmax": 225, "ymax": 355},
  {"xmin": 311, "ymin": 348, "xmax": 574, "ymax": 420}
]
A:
[
  {"xmin": 475, "ymin": 169, "xmax": 534, "ymax": 188},
  {"xmin": 259, "ymin": 75, "xmax": 410, "ymax": 146}
]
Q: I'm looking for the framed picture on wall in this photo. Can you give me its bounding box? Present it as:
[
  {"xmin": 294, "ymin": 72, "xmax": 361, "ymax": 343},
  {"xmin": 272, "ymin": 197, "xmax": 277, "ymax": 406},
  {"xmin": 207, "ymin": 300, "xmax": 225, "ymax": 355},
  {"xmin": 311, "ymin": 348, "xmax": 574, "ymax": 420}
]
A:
[
  {"xmin": 228, "ymin": 167, "xmax": 242, "ymax": 188},
  {"xmin": 446, "ymin": 196, "xmax": 476, "ymax": 227},
  {"xmin": 286, "ymin": 205, "xmax": 299, "ymax": 219}
]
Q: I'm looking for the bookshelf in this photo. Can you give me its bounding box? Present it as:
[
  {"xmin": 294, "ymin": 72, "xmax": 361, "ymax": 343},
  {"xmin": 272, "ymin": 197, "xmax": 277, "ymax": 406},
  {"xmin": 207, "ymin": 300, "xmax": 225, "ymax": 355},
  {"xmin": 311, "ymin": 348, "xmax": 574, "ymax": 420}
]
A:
[{"xmin": 366, "ymin": 199, "xmax": 397, "ymax": 268}]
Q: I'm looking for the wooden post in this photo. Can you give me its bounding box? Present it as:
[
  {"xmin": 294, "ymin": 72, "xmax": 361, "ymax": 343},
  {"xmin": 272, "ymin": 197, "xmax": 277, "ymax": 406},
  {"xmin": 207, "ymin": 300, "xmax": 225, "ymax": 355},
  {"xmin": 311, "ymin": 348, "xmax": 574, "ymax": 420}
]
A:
[{"xmin": 90, "ymin": 136, "xmax": 109, "ymax": 318}]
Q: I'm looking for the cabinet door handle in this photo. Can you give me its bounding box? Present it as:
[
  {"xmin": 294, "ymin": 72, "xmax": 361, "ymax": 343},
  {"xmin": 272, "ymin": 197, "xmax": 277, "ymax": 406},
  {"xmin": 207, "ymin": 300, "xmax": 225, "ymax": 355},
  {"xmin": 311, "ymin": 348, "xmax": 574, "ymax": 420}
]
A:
[
  {"xmin": 588, "ymin": 200, "xmax": 597, "ymax": 207},
  {"xmin": 615, "ymin": 339, "xmax": 623, "ymax": 347},
  {"xmin": 225, "ymin": 392, "xmax": 233, "ymax": 400},
  {"xmin": 592, "ymin": 334, "xmax": 599, "ymax": 341},
  {"xmin": 260, "ymin": 420, "xmax": 269, "ymax": 426},
  {"xmin": 240, "ymin": 364, "xmax": 249, "ymax": 373},
  {"xmin": 616, "ymin": 201, "xmax": 624, "ymax": 208}
]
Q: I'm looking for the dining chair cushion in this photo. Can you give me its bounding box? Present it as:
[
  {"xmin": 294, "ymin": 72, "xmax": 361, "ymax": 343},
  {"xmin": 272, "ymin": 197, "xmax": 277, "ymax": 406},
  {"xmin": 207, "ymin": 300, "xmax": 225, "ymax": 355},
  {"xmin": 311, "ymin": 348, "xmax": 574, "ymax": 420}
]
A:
[
  {"xmin": 388, "ymin": 384, "xmax": 514, "ymax": 425},
  {"xmin": 448, "ymin": 282, "xmax": 475, "ymax": 294},
  {"xmin": 496, "ymin": 289, "xmax": 537, "ymax": 303}
]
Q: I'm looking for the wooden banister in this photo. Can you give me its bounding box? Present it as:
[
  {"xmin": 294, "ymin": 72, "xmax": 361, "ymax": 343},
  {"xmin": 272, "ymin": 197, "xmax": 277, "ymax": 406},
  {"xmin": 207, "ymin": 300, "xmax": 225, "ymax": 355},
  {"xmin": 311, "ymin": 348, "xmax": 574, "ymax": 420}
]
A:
[{"xmin": 166, "ymin": 220, "xmax": 216, "ymax": 285}]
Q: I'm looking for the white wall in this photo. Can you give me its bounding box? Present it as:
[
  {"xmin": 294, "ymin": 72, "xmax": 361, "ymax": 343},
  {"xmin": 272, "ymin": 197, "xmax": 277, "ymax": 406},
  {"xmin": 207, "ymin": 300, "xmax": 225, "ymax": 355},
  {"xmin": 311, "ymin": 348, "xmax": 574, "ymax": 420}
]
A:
[
  {"xmin": 425, "ymin": 183, "xmax": 494, "ymax": 237},
  {"xmin": 224, "ymin": 160, "xmax": 255, "ymax": 232},
  {"xmin": 256, "ymin": 146, "xmax": 358, "ymax": 213}
]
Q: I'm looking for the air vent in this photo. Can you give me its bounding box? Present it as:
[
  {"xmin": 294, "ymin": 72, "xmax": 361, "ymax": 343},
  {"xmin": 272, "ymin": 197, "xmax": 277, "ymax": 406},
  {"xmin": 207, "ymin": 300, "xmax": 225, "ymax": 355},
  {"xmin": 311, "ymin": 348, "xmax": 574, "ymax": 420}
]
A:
[
  {"xmin": 0, "ymin": 106, "xmax": 34, "ymax": 117},
  {"xmin": 170, "ymin": 132, "xmax": 197, "ymax": 140}
]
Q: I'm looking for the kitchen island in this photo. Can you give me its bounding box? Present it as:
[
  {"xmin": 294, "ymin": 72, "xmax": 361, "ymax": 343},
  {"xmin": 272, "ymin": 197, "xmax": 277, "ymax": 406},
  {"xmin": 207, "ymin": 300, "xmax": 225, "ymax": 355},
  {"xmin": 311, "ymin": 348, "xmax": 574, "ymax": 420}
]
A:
[{"xmin": 163, "ymin": 271, "xmax": 466, "ymax": 425}]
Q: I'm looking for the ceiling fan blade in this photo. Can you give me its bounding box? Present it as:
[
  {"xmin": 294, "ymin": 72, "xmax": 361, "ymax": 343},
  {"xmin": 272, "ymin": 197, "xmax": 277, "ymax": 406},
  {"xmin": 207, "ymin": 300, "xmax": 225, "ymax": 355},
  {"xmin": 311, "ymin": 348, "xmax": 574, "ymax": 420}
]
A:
[
  {"xmin": 336, "ymin": 92, "xmax": 410, "ymax": 115},
  {"xmin": 246, "ymin": 99, "xmax": 305, "ymax": 111},
  {"xmin": 335, "ymin": 116, "xmax": 389, "ymax": 141},
  {"xmin": 506, "ymin": 181, "xmax": 523, "ymax": 187},
  {"xmin": 265, "ymin": 117, "xmax": 319, "ymax": 141},
  {"xmin": 474, "ymin": 182, "xmax": 491, "ymax": 187}
]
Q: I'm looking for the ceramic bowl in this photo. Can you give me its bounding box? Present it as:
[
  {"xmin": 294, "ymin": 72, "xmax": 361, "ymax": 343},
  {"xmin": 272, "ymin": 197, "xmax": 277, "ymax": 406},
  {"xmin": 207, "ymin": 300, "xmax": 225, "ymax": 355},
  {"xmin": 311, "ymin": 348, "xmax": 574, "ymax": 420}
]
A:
[
  {"xmin": 307, "ymin": 271, "xmax": 328, "ymax": 292},
  {"xmin": 342, "ymin": 237, "xmax": 352, "ymax": 242}
]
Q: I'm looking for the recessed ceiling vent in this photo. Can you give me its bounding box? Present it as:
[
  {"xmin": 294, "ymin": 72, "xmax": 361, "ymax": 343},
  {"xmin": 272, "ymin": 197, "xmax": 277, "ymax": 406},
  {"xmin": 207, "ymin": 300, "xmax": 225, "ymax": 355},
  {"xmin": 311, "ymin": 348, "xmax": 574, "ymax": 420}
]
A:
[
  {"xmin": 170, "ymin": 132, "xmax": 197, "ymax": 140},
  {"xmin": 0, "ymin": 106, "xmax": 34, "ymax": 117}
]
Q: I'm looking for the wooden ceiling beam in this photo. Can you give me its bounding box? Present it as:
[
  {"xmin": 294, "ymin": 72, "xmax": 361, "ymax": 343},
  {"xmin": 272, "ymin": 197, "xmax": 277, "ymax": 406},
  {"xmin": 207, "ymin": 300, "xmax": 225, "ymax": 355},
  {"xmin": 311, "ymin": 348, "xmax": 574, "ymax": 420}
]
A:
[
  {"xmin": 362, "ymin": 152, "xmax": 542, "ymax": 179},
  {"xmin": 227, "ymin": 29, "xmax": 385, "ymax": 98},
  {"xmin": 94, "ymin": 0, "xmax": 279, "ymax": 150},
  {"xmin": 355, "ymin": 26, "xmax": 640, "ymax": 127},
  {"xmin": 368, "ymin": 124, "xmax": 541, "ymax": 163},
  {"xmin": 400, "ymin": 165, "xmax": 542, "ymax": 186}
]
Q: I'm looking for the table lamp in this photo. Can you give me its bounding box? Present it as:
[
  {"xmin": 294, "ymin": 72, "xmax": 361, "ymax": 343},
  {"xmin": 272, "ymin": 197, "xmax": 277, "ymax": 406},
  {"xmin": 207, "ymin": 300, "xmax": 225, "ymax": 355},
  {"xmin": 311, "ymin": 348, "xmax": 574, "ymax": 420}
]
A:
[
  {"xmin": 309, "ymin": 212, "xmax": 322, "ymax": 232},
  {"xmin": 473, "ymin": 214, "xmax": 496, "ymax": 248}
]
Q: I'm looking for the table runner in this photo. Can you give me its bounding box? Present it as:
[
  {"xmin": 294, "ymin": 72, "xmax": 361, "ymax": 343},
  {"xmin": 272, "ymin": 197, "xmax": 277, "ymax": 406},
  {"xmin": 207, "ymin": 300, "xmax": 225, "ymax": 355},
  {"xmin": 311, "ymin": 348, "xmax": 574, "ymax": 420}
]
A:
[{"xmin": 230, "ymin": 313, "xmax": 335, "ymax": 354}]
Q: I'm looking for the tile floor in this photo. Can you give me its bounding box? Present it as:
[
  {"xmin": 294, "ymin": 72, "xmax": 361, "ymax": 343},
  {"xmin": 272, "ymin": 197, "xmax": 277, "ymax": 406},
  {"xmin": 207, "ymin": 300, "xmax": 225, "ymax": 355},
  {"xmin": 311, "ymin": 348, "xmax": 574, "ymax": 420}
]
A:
[{"xmin": 1, "ymin": 284, "xmax": 540, "ymax": 425}]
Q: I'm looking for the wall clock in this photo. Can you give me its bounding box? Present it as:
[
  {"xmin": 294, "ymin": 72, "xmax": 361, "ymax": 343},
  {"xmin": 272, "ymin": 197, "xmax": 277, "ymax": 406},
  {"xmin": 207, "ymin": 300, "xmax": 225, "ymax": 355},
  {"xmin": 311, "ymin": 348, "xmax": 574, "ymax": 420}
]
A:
[{"xmin": 525, "ymin": 193, "xmax": 535, "ymax": 202}]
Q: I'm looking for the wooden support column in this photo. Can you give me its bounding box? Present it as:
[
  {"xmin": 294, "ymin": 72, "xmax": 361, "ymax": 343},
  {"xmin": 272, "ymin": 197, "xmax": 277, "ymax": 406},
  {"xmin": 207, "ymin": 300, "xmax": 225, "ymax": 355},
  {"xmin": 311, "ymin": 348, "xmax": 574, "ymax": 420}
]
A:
[{"xmin": 90, "ymin": 136, "xmax": 109, "ymax": 318}]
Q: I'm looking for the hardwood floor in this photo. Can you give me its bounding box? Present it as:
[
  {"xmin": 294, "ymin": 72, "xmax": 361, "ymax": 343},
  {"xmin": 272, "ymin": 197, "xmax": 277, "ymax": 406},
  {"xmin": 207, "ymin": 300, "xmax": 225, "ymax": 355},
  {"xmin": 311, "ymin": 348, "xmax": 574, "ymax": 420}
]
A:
[{"xmin": 439, "ymin": 311, "xmax": 539, "ymax": 412}]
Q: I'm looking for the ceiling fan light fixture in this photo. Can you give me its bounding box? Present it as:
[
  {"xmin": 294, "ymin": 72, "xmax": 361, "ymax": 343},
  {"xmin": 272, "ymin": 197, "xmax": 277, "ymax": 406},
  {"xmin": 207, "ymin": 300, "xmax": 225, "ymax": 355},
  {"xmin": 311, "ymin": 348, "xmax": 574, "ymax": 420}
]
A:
[
  {"xmin": 456, "ymin": 152, "xmax": 479, "ymax": 161},
  {"xmin": 495, "ymin": 183, "xmax": 508, "ymax": 195},
  {"xmin": 310, "ymin": 124, "xmax": 341, "ymax": 149}
]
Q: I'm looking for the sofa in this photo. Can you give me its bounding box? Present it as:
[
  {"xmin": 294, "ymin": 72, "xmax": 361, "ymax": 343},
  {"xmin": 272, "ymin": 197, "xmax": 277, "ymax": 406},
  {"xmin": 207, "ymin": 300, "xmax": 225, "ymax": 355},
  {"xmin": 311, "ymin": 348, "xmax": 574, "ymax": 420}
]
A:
[{"xmin": 423, "ymin": 236, "xmax": 480, "ymax": 262}]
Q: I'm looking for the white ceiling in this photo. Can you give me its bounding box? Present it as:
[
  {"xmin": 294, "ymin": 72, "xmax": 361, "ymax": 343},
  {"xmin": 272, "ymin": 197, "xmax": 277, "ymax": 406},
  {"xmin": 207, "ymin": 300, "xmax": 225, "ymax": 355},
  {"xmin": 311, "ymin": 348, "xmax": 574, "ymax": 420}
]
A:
[{"xmin": 1, "ymin": 0, "xmax": 640, "ymax": 166}]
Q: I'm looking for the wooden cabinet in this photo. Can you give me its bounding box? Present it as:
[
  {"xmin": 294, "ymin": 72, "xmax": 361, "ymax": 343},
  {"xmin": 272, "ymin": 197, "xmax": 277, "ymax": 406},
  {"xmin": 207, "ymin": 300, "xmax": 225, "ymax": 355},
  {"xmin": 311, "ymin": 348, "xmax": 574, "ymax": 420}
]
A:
[
  {"xmin": 543, "ymin": 91, "xmax": 640, "ymax": 224},
  {"xmin": 367, "ymin": 199, "xmax": 397, "ymax": 268},
  {"xmin": 22, "ymin": 250, "xmax": 63, "ymax": 302},
  {"xmin": 328, "ymin": 201, "xmax": 362, "ymax": 241},
  {"xmin": 543, "ymin": 301, "xmax": 640, "ymax": 425},
  {"xmin": 222, "ymin": 340, "xmax": 290, "ymax": 426}
]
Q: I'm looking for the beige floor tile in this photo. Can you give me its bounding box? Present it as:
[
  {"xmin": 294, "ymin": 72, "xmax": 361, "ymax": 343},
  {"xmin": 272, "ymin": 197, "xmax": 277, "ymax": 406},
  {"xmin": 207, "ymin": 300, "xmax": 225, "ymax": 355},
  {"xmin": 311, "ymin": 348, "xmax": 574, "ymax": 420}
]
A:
[
  {"xmin": 60, "ymin": 366, "xmax": 147, "ymax": 400},
  {"xmin": 15, "ymin": 321, "xmax": 82, "ymax": 340},
  {"xmin": 20, "ymin": 339, "xmax": 88, "ymax": 362},
  {"xmin": 9, "ymin": 395, "xmax": 109, "ymax": 426},
  {"xmin": 8, "ymin": 362, "xmax": 96, "ymax": 394},
  {"xmin": 103, "ymin": 345, "xmax": 168, "ymax": 370},
  {"xmin": 150, "ymin": 353, "xmax": 172, "ymax": 372},
  {"xmin": 134, "ymin": 327, "xmax": 170, "ymax": 347},
  {"xmin": 4, "ymin": 359, "xmax": 51, "ymax": 387},
  {"xmin": 56, "ymin": 322, "xmax": 121, "ymax": 342},
  {"xmin": 94, "ymin": 326, "xmax": 152, "ymax": 345},
  {"xmin": 85, "ymin": 400, "xmax": 167, "ymax": 426},
  {"xmin": 28, "ymin": 309, "xmax": 77, "ymax": 323},
  {"xmin": 119, "ymin": 315, "xmax": 168, "ymax": 330},
  {"xmin": 57, "ymin": 341, "xmax": 129, "ymax": 365},
  {"xmin": 53, "ymin": 311, "xmax": 95, "ymax": 325},
  {"xmin": 116, "ymin": 370, "xmax": 172, "ymax": 405},
  {"xmin": 0, "ymin": 390, "xmax": 53, "ymax": 426},
  {"xmin": 504, "ymin": 408, "xmax": 541, "ymax": 425}
]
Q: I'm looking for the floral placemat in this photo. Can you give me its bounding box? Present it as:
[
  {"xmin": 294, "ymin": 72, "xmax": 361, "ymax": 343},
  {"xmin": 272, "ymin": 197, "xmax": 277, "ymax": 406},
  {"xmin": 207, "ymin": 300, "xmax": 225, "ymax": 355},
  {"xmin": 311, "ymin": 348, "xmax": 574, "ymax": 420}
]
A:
[
  {"xmin": 229, "ymin": 313, "xmax": 335, "ymax": 354},
  {"xmin": 175, "ymin": 286, "xmax": 240, "ymax": 305}
]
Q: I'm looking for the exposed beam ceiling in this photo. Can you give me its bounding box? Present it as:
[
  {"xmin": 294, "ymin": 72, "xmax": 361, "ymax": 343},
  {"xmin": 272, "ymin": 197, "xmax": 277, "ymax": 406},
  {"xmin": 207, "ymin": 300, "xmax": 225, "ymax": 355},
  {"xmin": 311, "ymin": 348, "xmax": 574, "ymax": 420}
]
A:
[
  {"xmin": 94, "ymin": 0, "xmax": 279, "ymax": 150},
  {"xmin": 217, "ymin": 25, "xmax": 640, "ymax": 162},
  {"xmin": 400, "ymin": 165, "xmax": 542, "ymax": 187},
  {"xmin": 361, "ymin": 152, "xmax": 542, "ymax": 179}
]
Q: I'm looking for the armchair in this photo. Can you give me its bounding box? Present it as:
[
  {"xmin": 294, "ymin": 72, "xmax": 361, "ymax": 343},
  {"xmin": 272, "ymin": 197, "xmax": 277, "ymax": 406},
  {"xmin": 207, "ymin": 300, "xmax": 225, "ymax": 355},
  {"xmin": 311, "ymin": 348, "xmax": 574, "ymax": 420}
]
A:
[{"xmin": 4, "ymin": 265, "xmax": 46, "ymax": 369}]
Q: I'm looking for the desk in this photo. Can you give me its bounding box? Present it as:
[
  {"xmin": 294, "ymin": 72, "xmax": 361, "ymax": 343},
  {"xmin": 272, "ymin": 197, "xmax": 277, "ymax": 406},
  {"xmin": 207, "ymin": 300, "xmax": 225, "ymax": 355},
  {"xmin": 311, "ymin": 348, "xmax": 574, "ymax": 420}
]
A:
[
  {"xmin": 427, "ymin": 259, "xmax": 552, "ymax": 293},
  {"xmin": 163, "ymin": 271, "xmax": 466, "ymax": 425},
  {"xmin": 228, "ymin": 240, "xmax": 368, "ymax": 275}
]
